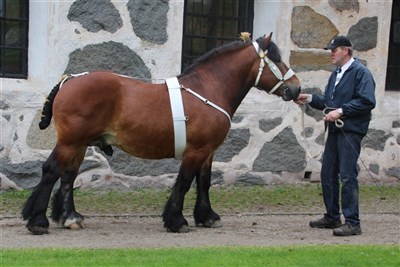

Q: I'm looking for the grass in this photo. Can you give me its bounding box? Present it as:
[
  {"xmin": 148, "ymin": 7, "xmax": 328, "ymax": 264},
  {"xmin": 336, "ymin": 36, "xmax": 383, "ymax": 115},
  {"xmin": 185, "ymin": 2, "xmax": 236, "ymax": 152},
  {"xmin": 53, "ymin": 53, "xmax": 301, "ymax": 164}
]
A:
[
  {"xmin": 1, "ymin": 184, "xmax": 398, "ymax": 217},
  {"xmin": 1, "ymin": 245, "xmax": 399, "ymax": 266}
]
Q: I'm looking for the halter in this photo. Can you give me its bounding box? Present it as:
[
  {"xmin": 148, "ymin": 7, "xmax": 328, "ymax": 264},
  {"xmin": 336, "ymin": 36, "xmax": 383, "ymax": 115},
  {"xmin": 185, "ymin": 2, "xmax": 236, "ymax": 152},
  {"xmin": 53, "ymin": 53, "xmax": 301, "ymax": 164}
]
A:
[{"xmin": 252, "ymin": 42, "xmax": 295, "ymax": 94}]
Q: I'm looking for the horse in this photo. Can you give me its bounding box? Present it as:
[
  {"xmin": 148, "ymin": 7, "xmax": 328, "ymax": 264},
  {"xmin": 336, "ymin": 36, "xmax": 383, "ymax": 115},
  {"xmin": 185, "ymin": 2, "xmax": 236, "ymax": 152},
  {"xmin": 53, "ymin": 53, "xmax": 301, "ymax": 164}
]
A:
[{"xmin": 22, "ymin": 32, "xmax": 301, "ymax": 234}]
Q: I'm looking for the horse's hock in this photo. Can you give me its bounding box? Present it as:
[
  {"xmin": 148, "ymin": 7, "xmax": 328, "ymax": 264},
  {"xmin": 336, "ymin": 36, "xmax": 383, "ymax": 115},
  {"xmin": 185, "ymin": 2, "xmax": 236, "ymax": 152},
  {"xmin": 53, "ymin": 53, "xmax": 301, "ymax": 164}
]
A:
[{"xmin": 1, "ymin": 0, "xmax": 399, "ymax": 192}]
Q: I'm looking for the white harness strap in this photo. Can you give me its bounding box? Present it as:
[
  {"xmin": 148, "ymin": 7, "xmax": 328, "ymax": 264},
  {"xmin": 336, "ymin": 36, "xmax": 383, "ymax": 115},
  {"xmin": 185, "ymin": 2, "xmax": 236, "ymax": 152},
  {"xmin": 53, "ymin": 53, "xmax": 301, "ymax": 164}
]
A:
[
  {"xmin": 60, "ymin": 72, "xmax": 89, "ymax": 88},
  {"xmin": 166, "ymin": 77, "xmax": 187, "ymax": 158},
  {"xmin": 252, "ymin": 42, "xmax": 295, "ymax": 94},
  {"xmin": 254, "ymin": 55, "xmax": 265, "ymax": 87},
  {"xmin": 266, "ymin": 59, "xmax": 295, "ymax": 94},
  {"xmin": 181, "ymin": 86, "xmax": 232, "ymax": 126}
]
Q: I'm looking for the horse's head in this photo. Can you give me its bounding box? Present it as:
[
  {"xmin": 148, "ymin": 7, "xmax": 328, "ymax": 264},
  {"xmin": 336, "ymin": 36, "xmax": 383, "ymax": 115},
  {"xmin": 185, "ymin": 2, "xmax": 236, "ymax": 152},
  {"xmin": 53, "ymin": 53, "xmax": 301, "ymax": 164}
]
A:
[{"xmin": 252, "ymin": 33, "xmax": 301, "ymax": 101}]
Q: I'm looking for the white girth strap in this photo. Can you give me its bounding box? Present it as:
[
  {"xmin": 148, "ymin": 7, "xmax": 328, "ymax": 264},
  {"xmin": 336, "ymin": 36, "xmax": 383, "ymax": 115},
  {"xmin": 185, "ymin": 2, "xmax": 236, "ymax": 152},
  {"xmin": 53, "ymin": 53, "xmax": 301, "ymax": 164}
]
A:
[{"xmin": 166, "ymin": 77, "xmax": 187, "ymax": 158}]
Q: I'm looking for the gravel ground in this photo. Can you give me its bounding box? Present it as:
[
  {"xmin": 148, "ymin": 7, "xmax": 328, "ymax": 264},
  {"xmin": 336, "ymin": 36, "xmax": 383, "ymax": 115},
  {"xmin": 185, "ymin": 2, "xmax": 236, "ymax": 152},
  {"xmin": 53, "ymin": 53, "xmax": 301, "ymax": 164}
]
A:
[{"xmin": 1, "ymin": 213, "xmax": 399, "ymax": 248}]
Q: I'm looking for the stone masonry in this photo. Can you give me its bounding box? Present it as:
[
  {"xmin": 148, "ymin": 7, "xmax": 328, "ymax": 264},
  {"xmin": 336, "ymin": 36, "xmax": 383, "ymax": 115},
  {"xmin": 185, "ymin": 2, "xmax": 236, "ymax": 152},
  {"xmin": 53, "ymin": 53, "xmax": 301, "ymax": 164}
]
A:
[{"xmin": 1, "ymin": 1, "xmax": 398, "ymax": 191}]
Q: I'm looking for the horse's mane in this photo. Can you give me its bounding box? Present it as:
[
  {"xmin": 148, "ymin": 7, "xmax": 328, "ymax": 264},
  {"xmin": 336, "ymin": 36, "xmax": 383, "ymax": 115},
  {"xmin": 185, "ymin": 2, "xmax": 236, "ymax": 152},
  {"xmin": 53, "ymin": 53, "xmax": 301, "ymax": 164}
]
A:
[
  {"xmin": 180, "ymin": 41, "xmax": 248, "ymax": 76},
  {"xmin": 180, "ymin": 37, "xmax": 282, "ymax": 76}
]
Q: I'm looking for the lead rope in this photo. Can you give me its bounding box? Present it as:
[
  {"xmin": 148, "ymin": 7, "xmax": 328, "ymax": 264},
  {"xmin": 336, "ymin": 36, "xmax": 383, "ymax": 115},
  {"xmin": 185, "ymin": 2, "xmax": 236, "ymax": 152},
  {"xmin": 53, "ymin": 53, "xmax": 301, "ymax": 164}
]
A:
[
  {"xmin": 301, "ymin": 106, "xmax": 345, "ymax": 159},
  {"xmin": 338, "ymin": 126, "xmax": 383, "ymax": 194},
  {"xmin": 301, "ymin": 105, "xmax": 325, "ymax": 159},
  {"xmin": 301, "ymin": 105, "xmax": 383, "ymax": 196}
]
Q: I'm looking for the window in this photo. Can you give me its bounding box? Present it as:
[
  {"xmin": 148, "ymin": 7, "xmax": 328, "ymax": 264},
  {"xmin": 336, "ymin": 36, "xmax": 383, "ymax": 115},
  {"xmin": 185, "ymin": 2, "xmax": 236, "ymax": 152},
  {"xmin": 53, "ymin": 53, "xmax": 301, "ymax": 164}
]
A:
[
  {"xmin": 181, "ymin": 0, "xmax": 254, "ymax": 71},
  {"xmin": 386, "ymin": 0, "xmax": 400, "ymax": 91},
  {"xmin": 0, "ymin": 0, "xmax": 29, "ymax": 79}
]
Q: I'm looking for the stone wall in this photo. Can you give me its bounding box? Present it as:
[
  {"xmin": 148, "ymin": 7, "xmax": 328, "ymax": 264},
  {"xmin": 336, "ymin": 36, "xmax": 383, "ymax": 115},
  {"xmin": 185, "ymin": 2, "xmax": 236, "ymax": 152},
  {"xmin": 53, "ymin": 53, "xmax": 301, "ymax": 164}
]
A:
[
  {"xmin": 1, "ymin": 0, "xmax": 398, "ymax": 191},
  {"xmin": 283, "ymin": 0, "xmax": 399, "ymax": 186}
]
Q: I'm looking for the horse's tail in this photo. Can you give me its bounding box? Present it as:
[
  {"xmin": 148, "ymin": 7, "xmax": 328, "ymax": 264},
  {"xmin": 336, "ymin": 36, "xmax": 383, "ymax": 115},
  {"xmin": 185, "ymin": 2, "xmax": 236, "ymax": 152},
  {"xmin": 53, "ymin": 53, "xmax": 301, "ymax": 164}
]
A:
[{"xmin": 38, "ymin": 75, "xmax": 70, "ymax": 130}]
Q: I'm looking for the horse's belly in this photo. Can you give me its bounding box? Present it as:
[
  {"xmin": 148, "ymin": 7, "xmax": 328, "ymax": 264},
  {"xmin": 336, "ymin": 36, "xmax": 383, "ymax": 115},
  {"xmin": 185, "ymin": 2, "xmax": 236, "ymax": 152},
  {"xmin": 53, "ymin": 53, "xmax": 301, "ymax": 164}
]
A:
[{"xmin": 115, "ymin": 131, "xmax": 175, "ymax": 159}]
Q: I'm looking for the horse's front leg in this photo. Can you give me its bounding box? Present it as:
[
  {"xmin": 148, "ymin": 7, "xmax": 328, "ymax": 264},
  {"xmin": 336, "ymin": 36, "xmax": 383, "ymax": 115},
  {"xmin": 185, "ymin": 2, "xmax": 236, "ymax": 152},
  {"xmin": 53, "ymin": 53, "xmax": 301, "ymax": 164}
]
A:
[
  {"xmin": 162, "ymin": 152, "xmax": 206, "ymax": 233},
  {"xmin": 194, "ymin": 154, "xmax": 221, "ymax": 228}
]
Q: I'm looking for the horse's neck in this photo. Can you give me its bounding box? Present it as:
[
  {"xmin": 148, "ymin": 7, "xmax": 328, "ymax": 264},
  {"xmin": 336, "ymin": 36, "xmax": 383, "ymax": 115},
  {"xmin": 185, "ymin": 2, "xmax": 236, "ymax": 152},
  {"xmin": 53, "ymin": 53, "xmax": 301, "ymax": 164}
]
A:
[{"xmin": 181, "ymin": 50, "xmax": 256, "ymax": 116}]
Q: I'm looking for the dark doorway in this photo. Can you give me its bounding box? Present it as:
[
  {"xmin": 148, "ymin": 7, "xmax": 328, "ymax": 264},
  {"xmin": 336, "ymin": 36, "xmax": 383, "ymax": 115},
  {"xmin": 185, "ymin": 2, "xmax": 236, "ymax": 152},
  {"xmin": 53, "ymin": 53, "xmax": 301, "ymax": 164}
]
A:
[{"xmin": 386, "ymin": 1, "xmax": 400, "ymax": 91}]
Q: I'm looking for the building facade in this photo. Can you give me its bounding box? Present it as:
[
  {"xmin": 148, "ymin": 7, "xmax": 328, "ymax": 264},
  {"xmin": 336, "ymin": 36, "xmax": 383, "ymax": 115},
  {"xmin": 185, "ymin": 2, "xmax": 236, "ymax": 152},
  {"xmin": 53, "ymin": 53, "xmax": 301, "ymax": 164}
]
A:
[{"xmin": 1, "ymin": 0, "xmax": 398, "ymax": 190}]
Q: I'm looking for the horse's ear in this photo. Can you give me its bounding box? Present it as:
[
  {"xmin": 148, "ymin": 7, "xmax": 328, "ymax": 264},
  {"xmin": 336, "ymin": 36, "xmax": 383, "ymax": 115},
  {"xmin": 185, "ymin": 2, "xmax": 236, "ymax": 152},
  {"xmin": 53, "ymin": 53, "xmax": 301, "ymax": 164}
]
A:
[
  {"xmin": 263, "ymin": 32, "xmax": 273, "ymax": 47},
  {"xmin": 258, "ymin": 32, "xmax": 273, "ymax": 51}
]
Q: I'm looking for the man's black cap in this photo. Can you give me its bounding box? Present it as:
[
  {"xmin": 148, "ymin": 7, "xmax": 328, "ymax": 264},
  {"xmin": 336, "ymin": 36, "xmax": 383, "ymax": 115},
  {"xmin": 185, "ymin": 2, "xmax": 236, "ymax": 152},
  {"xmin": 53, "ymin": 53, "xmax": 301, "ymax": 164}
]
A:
[{"xmin": 324, "ymin": 35, "xmax": 352, "ymax": 50}]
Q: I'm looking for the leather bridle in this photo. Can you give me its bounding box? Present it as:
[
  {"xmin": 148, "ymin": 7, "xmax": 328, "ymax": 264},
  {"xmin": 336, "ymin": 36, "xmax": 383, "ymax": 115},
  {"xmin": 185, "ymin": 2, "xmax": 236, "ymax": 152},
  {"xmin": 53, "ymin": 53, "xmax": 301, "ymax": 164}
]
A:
[{"xmin": 252, "ymin": 42, "xmax": 295, "ymax": 95}]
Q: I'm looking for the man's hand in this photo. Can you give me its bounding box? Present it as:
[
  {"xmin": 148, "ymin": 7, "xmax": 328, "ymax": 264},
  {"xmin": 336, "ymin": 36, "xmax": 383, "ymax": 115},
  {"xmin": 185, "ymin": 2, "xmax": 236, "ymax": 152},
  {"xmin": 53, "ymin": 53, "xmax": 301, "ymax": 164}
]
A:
[
  {"xmin": 324, "ymin": 109, "xmax": 342, "ymax": 122},
  {"xmin": 294, "ymin": 94, "xmax": 310, "ymax": 105}
]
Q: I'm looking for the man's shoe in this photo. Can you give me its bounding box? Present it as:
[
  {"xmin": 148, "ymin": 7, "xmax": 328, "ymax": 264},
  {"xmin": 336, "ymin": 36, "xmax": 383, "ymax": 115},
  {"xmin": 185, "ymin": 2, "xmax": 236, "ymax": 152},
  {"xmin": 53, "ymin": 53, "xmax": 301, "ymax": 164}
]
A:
[
  {"xmin": 309, "ymin": 217, "xmax": 342, "ymax": 229},
  {"xmin": 333, "ymin": 224, "xmax": 362, "ymax": 236}
]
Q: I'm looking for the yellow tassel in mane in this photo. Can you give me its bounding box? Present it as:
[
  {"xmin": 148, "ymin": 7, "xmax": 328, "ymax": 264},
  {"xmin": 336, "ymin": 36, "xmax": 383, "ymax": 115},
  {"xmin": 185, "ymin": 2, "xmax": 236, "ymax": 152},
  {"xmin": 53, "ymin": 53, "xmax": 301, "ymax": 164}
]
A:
[{"xmin": 239, "ymin": 32, "xmax": 251, "ymax": 43}]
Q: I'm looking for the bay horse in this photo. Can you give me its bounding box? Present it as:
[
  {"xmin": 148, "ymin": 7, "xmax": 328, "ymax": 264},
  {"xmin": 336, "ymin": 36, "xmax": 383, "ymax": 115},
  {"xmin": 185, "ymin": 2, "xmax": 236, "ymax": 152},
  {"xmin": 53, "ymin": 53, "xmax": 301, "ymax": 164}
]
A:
[{"xmin": 22, "ymin": 33, "xmax": 301, "ymax": 234}]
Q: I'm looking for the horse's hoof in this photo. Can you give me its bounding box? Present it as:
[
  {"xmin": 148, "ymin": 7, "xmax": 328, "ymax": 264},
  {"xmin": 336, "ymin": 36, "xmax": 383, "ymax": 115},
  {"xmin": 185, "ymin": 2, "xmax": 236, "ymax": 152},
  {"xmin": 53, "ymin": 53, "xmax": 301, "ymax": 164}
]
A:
[
  {"xmin": 27, "ymin": 225, "xmax": 49, "ymax": 235},
  {"xmin": 68, "ymin": 222, "xmax": 84, "ymax": 230},
  {"xmin": 209, "ymin": 220, "xmax": 223, "ymax": 228},
  {"xmin": 178, "ymin": 224, "xmax": 190, "ymax": 233},
  {"xmin": 201, "ymin": 219, "xmax": 223, "ymax": 228},
  {"xmin": 64, "ymin": 218, "xmax": 84, "ymax": 230},
  {"xmin": 167, "ymin": 224, "xmax": 190, "ymax": 233}
]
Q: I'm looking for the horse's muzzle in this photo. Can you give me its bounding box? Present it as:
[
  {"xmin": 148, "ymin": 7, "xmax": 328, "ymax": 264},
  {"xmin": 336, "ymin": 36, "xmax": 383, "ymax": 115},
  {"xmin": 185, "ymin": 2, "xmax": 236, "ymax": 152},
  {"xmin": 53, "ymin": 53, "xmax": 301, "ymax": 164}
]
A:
[{"xmin": 282, "ymin": 86, "xmax": 301, "ymax": 101}]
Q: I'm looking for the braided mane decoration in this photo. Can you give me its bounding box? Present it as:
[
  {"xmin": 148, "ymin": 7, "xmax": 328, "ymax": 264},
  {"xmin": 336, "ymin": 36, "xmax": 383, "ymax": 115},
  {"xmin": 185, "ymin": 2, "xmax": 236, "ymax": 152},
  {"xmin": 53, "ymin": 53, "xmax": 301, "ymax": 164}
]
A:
[{"xmin": 239, "ymin": 32, "xmax": 251, "ymax": 43}]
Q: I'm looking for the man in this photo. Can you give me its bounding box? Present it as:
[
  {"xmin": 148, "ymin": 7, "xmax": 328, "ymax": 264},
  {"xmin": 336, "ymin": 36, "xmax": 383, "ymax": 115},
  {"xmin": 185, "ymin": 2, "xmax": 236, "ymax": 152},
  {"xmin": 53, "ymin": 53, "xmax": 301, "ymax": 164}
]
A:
[{"xmin": 295, "ymin": 36, "xmax": 376, "ymax": 236}]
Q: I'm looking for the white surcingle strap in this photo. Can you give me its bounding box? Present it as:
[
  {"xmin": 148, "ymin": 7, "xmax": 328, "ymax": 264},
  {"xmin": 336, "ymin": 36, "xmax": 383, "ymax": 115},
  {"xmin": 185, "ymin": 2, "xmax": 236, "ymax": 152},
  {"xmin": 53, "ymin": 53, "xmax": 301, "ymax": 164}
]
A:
[{"xmin": 166, "ymin": 77, "xmax": 187, "ymax": 158}]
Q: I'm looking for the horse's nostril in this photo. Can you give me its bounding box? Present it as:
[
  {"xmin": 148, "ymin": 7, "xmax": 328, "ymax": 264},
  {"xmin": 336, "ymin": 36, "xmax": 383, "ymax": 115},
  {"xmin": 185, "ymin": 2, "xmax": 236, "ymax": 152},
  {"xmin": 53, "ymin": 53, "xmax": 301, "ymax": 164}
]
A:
[{"xmin": 287, "ymin": 87, "xmax": 300, "ymax": 101}]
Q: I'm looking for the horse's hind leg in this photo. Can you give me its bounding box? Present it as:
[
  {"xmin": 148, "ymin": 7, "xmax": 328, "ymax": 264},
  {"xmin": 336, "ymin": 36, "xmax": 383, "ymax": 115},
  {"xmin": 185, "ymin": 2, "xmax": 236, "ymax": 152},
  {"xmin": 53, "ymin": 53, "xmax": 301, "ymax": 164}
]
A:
[
  {"xmin": 22, "ymin": 144, "xmax": 86, "ymax": 234},
  {"xmin": 194, "ymin": 154, "xmax": 221, "ymax": 228},
  {"xmin": 51, "ymin": 172, "xmax": 84, "ymax": 230},
  {"xmin": 22, "ymin": 149, "xmax": 62, "ymax": 235},
  {"xmin": 51, "ymin": 146, "xmax": 86, "ymax": 230}
]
